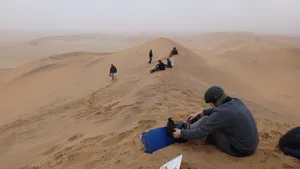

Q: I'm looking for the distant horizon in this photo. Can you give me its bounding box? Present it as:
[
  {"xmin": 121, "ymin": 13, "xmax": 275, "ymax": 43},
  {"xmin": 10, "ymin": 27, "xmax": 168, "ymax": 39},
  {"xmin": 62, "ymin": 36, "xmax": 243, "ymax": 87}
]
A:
[{"xmin": 1, "ymin": 29, "xmax": 300, "ymax": 38}]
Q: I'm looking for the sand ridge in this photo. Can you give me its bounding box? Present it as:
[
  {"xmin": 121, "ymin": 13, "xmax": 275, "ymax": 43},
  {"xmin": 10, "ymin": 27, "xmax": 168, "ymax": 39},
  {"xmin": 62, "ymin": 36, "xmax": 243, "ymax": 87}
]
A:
[{"xmin": 0, "ymin": 33, "xmax": 300, "ymax": 169}]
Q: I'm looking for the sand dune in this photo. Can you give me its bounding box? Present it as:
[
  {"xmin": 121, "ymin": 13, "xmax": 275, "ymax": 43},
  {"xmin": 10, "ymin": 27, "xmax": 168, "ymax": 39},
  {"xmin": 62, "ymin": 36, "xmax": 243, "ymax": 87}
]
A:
[
  {"xmin": 0, "ymin": 34, "xmax": 300, "ymax": 169},
  {"xmin": 0, "ymin": 33, "xmax": 154, "ymax": 68},
  {"xmin": 177, "ymin": 33, "xmax": 300, "ymax": 114},
  {"xmin": 0, "ymin": 68, "xmax": 10, "ymax": 75}
]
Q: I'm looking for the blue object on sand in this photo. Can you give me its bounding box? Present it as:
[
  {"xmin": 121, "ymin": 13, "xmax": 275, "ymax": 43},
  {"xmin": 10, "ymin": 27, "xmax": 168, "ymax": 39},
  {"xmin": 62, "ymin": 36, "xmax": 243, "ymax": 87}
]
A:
[
  {"xmin": 140, "ymin": 121, "xmax": 185, "ymax": 154},
  {"xmin": 140, "ymin": 126, "xmax": 175, "ymax": 154}
]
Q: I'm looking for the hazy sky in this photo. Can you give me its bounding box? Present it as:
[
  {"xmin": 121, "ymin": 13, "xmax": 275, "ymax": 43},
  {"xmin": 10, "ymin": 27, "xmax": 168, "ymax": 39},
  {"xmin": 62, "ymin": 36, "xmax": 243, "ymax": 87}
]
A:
[{"xmin": 1, "ymin": 0, "xmax": 300, "ymax": 35}]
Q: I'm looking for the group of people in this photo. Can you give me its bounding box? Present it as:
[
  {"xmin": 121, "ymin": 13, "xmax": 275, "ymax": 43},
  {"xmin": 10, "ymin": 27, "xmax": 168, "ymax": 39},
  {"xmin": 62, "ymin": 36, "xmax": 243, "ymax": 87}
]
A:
[
  {"xmin": 149, "ymin": 58, "xmax": 173, "ymax": 73},
  {"xmin": 148, "ymin": 47, "xmax": 178, "ymax": 64},
  {"xmin": 148, "ymin": 47, "xmax": 177, "ymax": 73},
  {"xmin": 109, "ymin": 47, "xmax": 178, "ymax": 80},
  {"xmin": 108, "ymin": 48, "xmax": 300, "ymax": 160}
]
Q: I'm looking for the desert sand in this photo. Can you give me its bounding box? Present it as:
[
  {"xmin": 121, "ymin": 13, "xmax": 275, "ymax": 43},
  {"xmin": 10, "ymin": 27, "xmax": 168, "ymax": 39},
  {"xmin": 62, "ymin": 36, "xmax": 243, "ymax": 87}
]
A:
[{"xmin": 0, "ymin": 32, "xmax": 300, "ymax": 169}]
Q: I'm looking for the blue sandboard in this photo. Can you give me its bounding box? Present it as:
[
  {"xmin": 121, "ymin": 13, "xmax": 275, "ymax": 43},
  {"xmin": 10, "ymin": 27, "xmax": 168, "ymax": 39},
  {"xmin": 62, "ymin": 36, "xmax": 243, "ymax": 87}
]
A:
[
  {"xmin": 140, "ymin": 126, "xmax": 175, "ymax": 154},
  {"xmin": 140, "ymin": 121, "xmax": 184, "ymax": 154}
]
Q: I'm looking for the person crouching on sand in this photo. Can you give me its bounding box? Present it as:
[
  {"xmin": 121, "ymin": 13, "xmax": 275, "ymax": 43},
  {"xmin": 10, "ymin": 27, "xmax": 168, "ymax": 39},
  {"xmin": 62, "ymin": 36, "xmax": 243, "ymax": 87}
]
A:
[
  {"xmin": 173, "ymin": 86, "xmax": 259, "ymax": 157},
  {"xmin": 109, "ymin": 64, "xmax": 117, "ymax": 80}
]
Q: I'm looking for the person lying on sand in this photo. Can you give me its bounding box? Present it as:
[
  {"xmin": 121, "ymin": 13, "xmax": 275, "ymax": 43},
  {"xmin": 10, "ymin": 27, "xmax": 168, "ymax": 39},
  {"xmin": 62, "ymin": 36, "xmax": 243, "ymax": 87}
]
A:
[
  {"xmin": 173, "ymin": 86, "xmax": 259, "ymax": 157},
  {"xmin": 150, "ymin": 60, "xmax": 166, "ymax": 73},
  {"xmin": 109, "ymin": 64, "xmax": 117, "ymax": 80}
]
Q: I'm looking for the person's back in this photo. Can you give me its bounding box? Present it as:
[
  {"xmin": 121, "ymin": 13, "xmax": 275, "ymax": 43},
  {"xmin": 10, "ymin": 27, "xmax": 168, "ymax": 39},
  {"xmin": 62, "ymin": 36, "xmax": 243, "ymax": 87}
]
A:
[
  {"xmin": 213, "ymin": 98, "xmax": 259, "ymax": 156},
  {"xmin": 149, "ymin": 50, "xmax": 153, "ymax": 57},
  {"xmin": 110, "ymin": 65, "xmax": 117, "ymax": 73},
  {"xmin": 158, "ymin": 62, "xmax": 166, "ymax": 70},
  {"xmin": 173, "ymin": 47, "xmax": 178, "ymax": 55},
  {"xmin": 166, "ymin": 59, "xmax": 172, "ymax": 68},
  {"xmin": 176, "ymin": 86, "xmax": 258, "ymax": 157}
]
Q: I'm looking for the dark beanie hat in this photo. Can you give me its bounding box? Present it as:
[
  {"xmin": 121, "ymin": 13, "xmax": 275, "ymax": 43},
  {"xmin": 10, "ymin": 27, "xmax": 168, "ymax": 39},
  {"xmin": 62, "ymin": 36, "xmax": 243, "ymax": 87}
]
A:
[{"xmin": 204, "ymin": 86, "xmax": 225, "ymax": 103}]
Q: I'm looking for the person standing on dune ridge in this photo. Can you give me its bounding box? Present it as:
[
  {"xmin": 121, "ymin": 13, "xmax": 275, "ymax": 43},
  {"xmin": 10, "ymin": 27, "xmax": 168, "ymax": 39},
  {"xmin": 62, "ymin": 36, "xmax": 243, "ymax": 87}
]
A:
[
  {"xmin": 109, "ymin": 64, "xmax": 117, "ymax": 81},
  {"xmin": 149, "ymin": 49, "xmax": 153, "ymax": 64}
]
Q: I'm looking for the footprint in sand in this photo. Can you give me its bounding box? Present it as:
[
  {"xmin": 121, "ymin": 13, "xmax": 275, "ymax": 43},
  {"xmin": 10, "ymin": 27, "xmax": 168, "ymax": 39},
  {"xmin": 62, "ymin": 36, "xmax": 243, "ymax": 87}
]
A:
[
  {"xmin": 259, "ymin": 131, "xmax": 279, "ymax": 142},
  {"xmin": 67, "ymin": 133, "xmax": 84, "ymax": 142},
  {"xmin": 1, "ymin": 119, "xmax": 28, "ymax": 131},
  {"xmin": 135, "ymin": 120, "xmax": 158, "ymax": 130},
  {"xmin": 43, "ymin": 145, "xmax": 61, "ymax": 156},
  {"xmin": 282, "ymin": 163, "xmax": 299, "ymax": 169},
  {"xmin": 260, "ymin": 150, "xmax": 280, "ymax": 163},
  {"xmin": 102, "ymin": 130, "xmax": 135, "ymax": 146},
  {"xmin": 79, "ymin": 135, "xmax": 104, "ymax": 145},
  {"xmin": 181, "ymin": 161, "xmax": 197, "ymax": 169}
]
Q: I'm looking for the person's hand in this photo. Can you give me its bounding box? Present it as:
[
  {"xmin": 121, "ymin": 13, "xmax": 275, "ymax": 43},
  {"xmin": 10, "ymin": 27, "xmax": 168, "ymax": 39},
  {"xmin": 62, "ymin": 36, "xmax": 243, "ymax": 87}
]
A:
[
  {"xmin": 173, "ymin": 128, "xmax": 181, "ymax": 138},
  {"xmin": 187, "ymin": 111, "xmax": 203, "ymax": 122}
]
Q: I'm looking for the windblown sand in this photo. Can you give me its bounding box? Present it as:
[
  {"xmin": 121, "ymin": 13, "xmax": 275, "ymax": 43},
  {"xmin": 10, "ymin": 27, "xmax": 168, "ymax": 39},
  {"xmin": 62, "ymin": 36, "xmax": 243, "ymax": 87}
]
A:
[{"xmin": 0, "ymin": 32, "xmax": 299, "ymax": 169}]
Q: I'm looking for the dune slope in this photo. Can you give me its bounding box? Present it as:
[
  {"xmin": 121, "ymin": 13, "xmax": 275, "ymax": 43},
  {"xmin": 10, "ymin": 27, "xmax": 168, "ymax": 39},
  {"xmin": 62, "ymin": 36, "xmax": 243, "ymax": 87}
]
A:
[
  {"xmin": 178, "ymin": 33, "xmax": 300, "ymax": 113},
  {"xmin": 0, "ymin": 37, "xmax": 299, "ymax": 169}
]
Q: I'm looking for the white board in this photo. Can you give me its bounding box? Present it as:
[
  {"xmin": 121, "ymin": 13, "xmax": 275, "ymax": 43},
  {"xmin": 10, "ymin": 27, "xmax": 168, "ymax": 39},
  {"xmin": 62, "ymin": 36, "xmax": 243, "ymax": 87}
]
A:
[{"xmin": 159, "ymin": 154, "xmax": 183, "ymax": 169}]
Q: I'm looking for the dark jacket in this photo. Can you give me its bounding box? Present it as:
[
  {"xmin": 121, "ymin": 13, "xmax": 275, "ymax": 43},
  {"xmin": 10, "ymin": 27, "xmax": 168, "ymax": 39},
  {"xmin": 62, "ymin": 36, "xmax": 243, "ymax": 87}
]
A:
[
  {"xmin": 180, "ymin": 97, "xmax": 259, "ymax": 155},
  {"xmin": 149, "ymin": 50, "xmax": 153, "ymax": 57},
  {"xmin": 172, "ymin": 48, "xmax": 178, "ymax": 55},
  {"xmin": 110, "ymin": 66, "xmax": 117, "ymax": 73},
  {"xmin": 157, "ymin": 62, "xmax": 166, "ymax": 70},
  {"xmin": 166, "ymin": 60, "xmax": 172, "ymax": 68}
]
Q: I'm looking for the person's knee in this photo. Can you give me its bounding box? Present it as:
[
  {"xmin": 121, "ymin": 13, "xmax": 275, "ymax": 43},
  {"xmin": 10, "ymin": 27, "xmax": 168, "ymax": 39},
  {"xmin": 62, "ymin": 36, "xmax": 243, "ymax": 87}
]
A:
[
  {"xmin": 188, "ymin": 116, "xmax": 209, "ymax": 129},
  {"xmin": 197, "ymin": 116, "xmax": 209, "ymax": 124},
  {"xmin": 201, "ymin": 116, "xmax": 209, "ymax": 120},
  {"xmin": 212, "ymin": 131, "xmax": 231, "ymax": 151}
]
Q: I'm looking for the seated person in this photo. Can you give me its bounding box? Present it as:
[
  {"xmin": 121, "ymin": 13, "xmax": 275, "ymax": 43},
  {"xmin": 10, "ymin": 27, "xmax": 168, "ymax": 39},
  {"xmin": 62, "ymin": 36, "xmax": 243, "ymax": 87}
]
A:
[
  {"xmin": 169, "ymin": 47, "xmax": 178, "ymax": 57},
  {"xmin": 173, "ymin": 86, "xmax": 259, "ymax": 157},
  {"xmin": 150, "ymin": 60, "xmax": 166, "ymax": 73},
  {"xmin": 279, "ymin": 126, "xmax": 300, "ymax": 160},
  {"xmin": 172, "ymin": 47, "xmax": 178, "ymax": 55},
  {"xmin": 165, "ymin": 58, "xmax": 173, "ymax": 68}
]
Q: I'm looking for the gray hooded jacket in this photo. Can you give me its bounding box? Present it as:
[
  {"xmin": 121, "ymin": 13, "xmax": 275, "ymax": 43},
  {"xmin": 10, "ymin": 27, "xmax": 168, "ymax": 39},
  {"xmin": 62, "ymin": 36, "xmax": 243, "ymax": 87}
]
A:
[{"xmin": 180, "ymin": 97, "xmax": 259, "ymax": 155}]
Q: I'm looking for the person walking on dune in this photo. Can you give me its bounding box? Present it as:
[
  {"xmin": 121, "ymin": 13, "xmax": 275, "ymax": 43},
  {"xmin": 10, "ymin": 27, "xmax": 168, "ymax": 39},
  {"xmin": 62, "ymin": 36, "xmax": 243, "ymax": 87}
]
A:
[
  {"xmin": 149, "ymin": 49, "xmax": 153, "ymax": 64},
  {"xmin": 173, "ymin": 86, "xmax": 259, "ymax": 157},
  {"xmin": 109, "ymin": 64, "xmax": 117, "ymax": 81}
]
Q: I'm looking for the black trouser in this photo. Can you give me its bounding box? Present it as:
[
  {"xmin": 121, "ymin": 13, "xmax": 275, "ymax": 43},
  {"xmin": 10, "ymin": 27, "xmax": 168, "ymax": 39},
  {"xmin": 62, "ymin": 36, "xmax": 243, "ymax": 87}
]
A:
[
  {"xmin": 150, "ymin": 67, "xmax": 165, "ymax": 73},
  {"xmin": 148, "ymin": 56, "xmax": 152, "ymax": 63}
]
